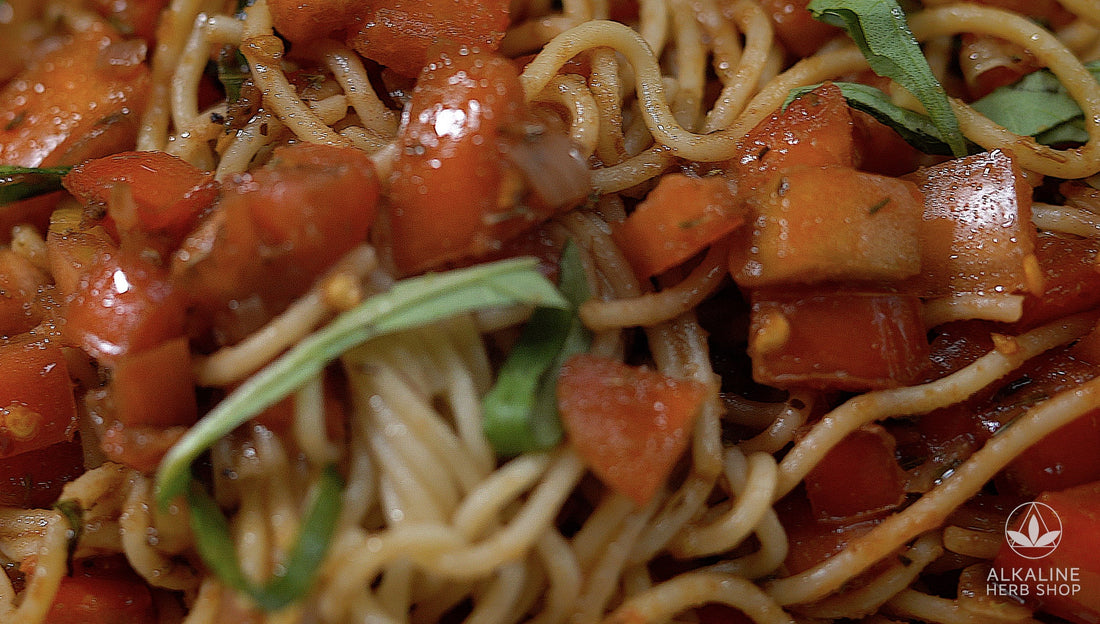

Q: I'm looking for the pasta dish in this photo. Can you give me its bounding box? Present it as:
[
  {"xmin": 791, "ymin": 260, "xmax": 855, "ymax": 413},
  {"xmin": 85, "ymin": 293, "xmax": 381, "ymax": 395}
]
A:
[{"xmin": 1, "ymin": 0, "xmax": 1099, "ymax": 622}]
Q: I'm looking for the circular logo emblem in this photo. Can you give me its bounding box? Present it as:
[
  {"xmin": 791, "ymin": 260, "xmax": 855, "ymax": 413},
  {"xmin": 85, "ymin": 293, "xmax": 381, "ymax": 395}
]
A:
[{"xmin": 1004, "ymin": 501, "xmax": 1062, "ymax": 560}]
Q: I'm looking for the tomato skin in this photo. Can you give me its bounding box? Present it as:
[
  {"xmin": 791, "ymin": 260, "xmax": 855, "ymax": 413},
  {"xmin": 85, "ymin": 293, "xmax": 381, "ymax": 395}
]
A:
[
  {"xmin": 388, "ymin": 45, "xmax": 578, "ymax": 274},
  {"xmin": 348, "ymin": 0, "xmax": 511, "ymax": 77},
  {"xmin": 992, "ymin": 482, "xmax": 1100, "ymax": 624},
  {"xmin": 612, "ymin": 173, "xmax": 746, "ymax": 280},
  {"xmin": 88, "ymin": 0, "xmax": 170, "ymax": 41},
  {"xmin": 777, "ymin": 491, "xmax": 884, "ymax": 574},
  {"xmin": 804, "ymin": 425, "xmax": 907, "ymax": 521},
  {"xmin": 757, "ymin": 0, "xmax": 841, "ymax": 58},
  {"xmin": 63, "ymin": 249, "xmax": 186, "ymax": 362},
  {"xmin": 557, "ymin": 354, "xmax": 707, "ymax": 506},
  {"xmin": 0, "ymin": 334, "xmax": 78, "ymax": 458},
  {"xmin": 732, "ymin": 83, "xmax": 856, "ymax": 192},
  {"xmin": 904, "ymin": 150, "xmax": 1037, "ymax": 298},
  {"xmin": 748, "ymin": 290, "xmax": 930, "ymax": 391},
  {"xmin": 63, "ymin": 151, "xmax": 219, "ymax": 253},
  {"xmin": 0, "ymin": 438, "xmax": 84, "ymax": 508},
  {"xmin": 106, "ymin": 337, "xmax": 196, "ymax": 428},
  {"xmin": 46, "ymin": 568, "xmax": 156, "ymax": 624},
  {"xmin": 172, "ymin": 143, "xmax": 378, "ymax": 345},
  {"xmin": 0, "ymin": 25, "xmax": 149, "ymax": 168},
  {"xmin": 1011, "ymin": 233, "xmax": 1100, "ymax": 331}
]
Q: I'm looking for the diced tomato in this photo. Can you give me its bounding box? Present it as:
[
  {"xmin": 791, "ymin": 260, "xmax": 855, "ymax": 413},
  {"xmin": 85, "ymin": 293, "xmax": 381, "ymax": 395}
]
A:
[
  {"xmin": 267, "ymin": 0, "xmax": 358, "ymax": 43},
  {"xmin": 0, "ymin": 25, "xmax": 149, "ymax": 168},
  {"xmin": 63, "ymin": 248, "xmax": 186, "ymax": 361},
  {"xmin": 63, "ymin": 151, "xmax": 219, "ymax": 255},
  {"xmin": 172, "ymin": 143, "xmax": 378, "ymax": 346},
  {"xmin": 777, "ymin": 490, "xmax": 884, "ymax": 574},
  {"xmin": 851, "ymin": 109, "xmax": 923, "ymax": 177},
  {"xmin": 106, "ymin": 337, "xmax": 196, "ymax": 428},
  {"xmin": 731, "ymin": 83, "xmax": 856, "ymax": 193},
  {"xmin": 992, "ymin": 482, "xmax": 1100, "ymax": 624},
  {"xmin": 0, "ymin": 438, "xmax": 84, "ymax": 508},
  {"xmin": 388, "ymin": 45, "xmax": 585, "ymax": 274},
  {"xmin": 96, "ymin": 419, "xmax": 185, "ymax": 474},
  {"xmin": 0, "ymin": 0, "xmax": 44, "ymax": 84},
  {"xmin": 612, "ymin": 173, "xmax": 746, "ymax": 280},
  {"xmin": 0, "ymin": 248, "xmax": 49, "ymax": 338},
  {"xmin": 903, "ymin": 149, "xmax": 1038, "ymax": 298},
  {"xmin": 0, "ymin": 334, "xmax": 77, "ymax": 458},
  {"xmin": 347, "ymin": 0, "xmax": 511, "ymax": 77},
  {"xmin": 757, "ymin": 0, "xmax": 842, "ymax": 58},
  {"xmin": 88, "ymin": 0, "xmax": 170, "ymax": 42},
  {"xmin": 730, "ymin": 165, "xmax": 924, "ymax": 286},
  {"xmin": 1011, "ymin": 233, "xmax": 1100, "ymax": 331},
  {"xmin": 557, "ymin": 354, "xmax": 707, "ymax": 506},
  {"xmin": 804, "ymin": 424, "xmax": 907, "ymax": 521},
  {"xmin": 46, "ymin": 565, "xmax": 156, "ymax": 624},
  {"xmin": 748, "ymin": 289, "xmax": 930, "ymax": 391}
]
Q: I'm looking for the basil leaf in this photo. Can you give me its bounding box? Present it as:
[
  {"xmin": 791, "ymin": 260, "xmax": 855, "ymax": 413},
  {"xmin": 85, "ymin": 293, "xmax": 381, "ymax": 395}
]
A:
[
  {"xmin": 972, "ymin": 60, "xmax": 1100, "ymax": 144},
  {"xmin": 187, "ymin": 464, "xmax": 342, "ymax": 611},
  {"xmin": 156, "ymin": 257, "xmax": 568, "ymax": 506},
  {"xmin": 808, "ymin": 0, "xmax": 967, "ymax": 157},
  {"xmin": 786, "ymin": 82, "xmax": 959, "ymax": 155},
  {"xmin": 216, "ymin": 48, "xmax": 250, "ymax": 103},
  {"xmin": 482, "ymin": 241, "xmax": 592, "ymax": 456},
  {"xmin": 0, "ymin": 164, "xmax": 72, "ymax": 205}
]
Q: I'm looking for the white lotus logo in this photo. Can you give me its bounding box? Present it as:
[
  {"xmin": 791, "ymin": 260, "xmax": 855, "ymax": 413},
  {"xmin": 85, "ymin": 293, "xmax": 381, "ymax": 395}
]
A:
[{"xmin": 1005, "ymin": 501, "xmax": 1062, "ymax": 559}]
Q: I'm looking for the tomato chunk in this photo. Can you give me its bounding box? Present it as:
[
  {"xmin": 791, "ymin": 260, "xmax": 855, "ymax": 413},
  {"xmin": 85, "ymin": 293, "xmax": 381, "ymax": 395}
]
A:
[
  {"xmin": 730, "ymin": 165, "xmax": 923, "ymax": 286},
  {"xmin": 748, "ymin": 289, "xmax": 930, "ymax": 391},
  {"xmin": 732, "ymin": 83, "xmax": 856, "ymax": 192},
  {"xmin": 172, "ymin": 143, "xmax": 378, "ymax": 345},
  {"xmin": 105, "ymin": 337, "xmax": 196, "ymax": 428},
  {"xmin": 0, "ymin": 334, "xmax": 77, "ymax": 458},
  {"xmin": 0, "ymin": 25, "xmax": 149, "ymax": 168},
  {"xmin": 1012, "ymin": 233, "xmax": 1100, "ymax": 331},
  {"xmin": 347, "ymin": 0, "xmax": 511, "ymax": 77},
  {"xmin": 63, "ymin": 249, "xmax": 186, "ymax": 361},
  {"xmin": 992, "ymin": 482, "xmax": 1100, "ymax": 624},
  {"xmin": 63, "ymin": 151, "xmax": 219, "ymax": 254},
  {"xmin": 557, "ymin": 354, "xmax": 707, "ymax": 506},
  {"xmin": 757, "ymin": 0, "xmax": 841, "ymax": 58},
  {"xmin": 46, "ymin": 566, "xmax": 156, "ymax": 624},
  {"xmin": 388, "ymin": 45, "xmax": 586, "ymax": 274},
  {"xmin": 612, "ymin": 173, "xmax": 746, "ymax": 279},
  {"xmin": 0, "ymin": 439, "xmax": 84, "ymax": 508},
  {"xmin": 804, "ymin": 424, "xmax": 907, "ymax": 521},
  {"xmin": 904, "ymin": 149, "xmax": 1038, "ymax": 298}
]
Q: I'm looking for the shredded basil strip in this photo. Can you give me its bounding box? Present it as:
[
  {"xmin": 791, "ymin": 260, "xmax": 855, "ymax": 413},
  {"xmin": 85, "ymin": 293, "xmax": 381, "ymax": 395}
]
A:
[
  {"xmin": 216, "ymin": 48, "xmax": 251, "ymax": 103},
  {"xmin": 807, "ymin": 0, "xmax": 967, "ymax": 157},
  {"xmin": 53, "ymin": 499, "xmax": 84, "ymax": 573},
  {"xmin": 482, "ymin": 241, "xmax": 592, "ymax": 456},
  {"xmin": 156, "ymin": 257, "xmax": 567, "ymax": 507},
  {"xmin": 187, "ymin": 463, "xmax": 342, "ymax": 611},
  {"xmin": 972, "ymin": 60, "xmax": 1100, "ymax": 145},
  {"xmin": 0, "ymin": 165, "xmax": 72, "ymax": 205}
]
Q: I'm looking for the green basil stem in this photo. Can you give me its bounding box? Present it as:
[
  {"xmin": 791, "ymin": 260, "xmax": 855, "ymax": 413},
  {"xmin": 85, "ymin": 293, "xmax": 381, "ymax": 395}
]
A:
[
  {"xmin": 187, "ymin": 464, "xmax": 343, "ymax": 611},
  {"xmin": 482, "ymin": 242, "xmax": 592, "ymax": 456},
  {"xmin": 807, "ymin": 0, "xmax": 967, "ymax": 157},
  {"xmin": 0, "ymin": 164, "xmax": 72, "ymax": 205},
  {"xmin": 155, "ymin": 257, "xmax": 567, "ymax": 507}
]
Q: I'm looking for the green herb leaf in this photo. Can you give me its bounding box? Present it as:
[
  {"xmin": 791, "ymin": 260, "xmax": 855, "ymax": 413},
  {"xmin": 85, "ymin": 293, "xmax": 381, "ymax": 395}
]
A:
[
  {"xmin": 216, "ymin": 48, "xmax": 251, "ymax": 103},
  {"xmin": 972, "ymin": 60, "xmax": 1100, "ymax": 145},
  {"xmin": 187, "ymin": 464, "xmax": 342, "ymax": 611},
  {"xmin": 808, "ymin": 0, "xmax": 967, "ymax": 157},
  {"xmin": 0, "ymin": 164, "xmax": 72, "ymax": 205},
  {"xmin": 53, "ymin": 499, "xmax": 84, "ymax": 574},
  {"xmin": 785, "ymin": 82, "xmax": 959, "ymax": 155},
  {"xmin": 482, "ymin": 242, "xmax": 592, "ymax": 456},
  {"xmin": 156, "ymin": 257, "xmax": 567, "ymax": 506}
]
